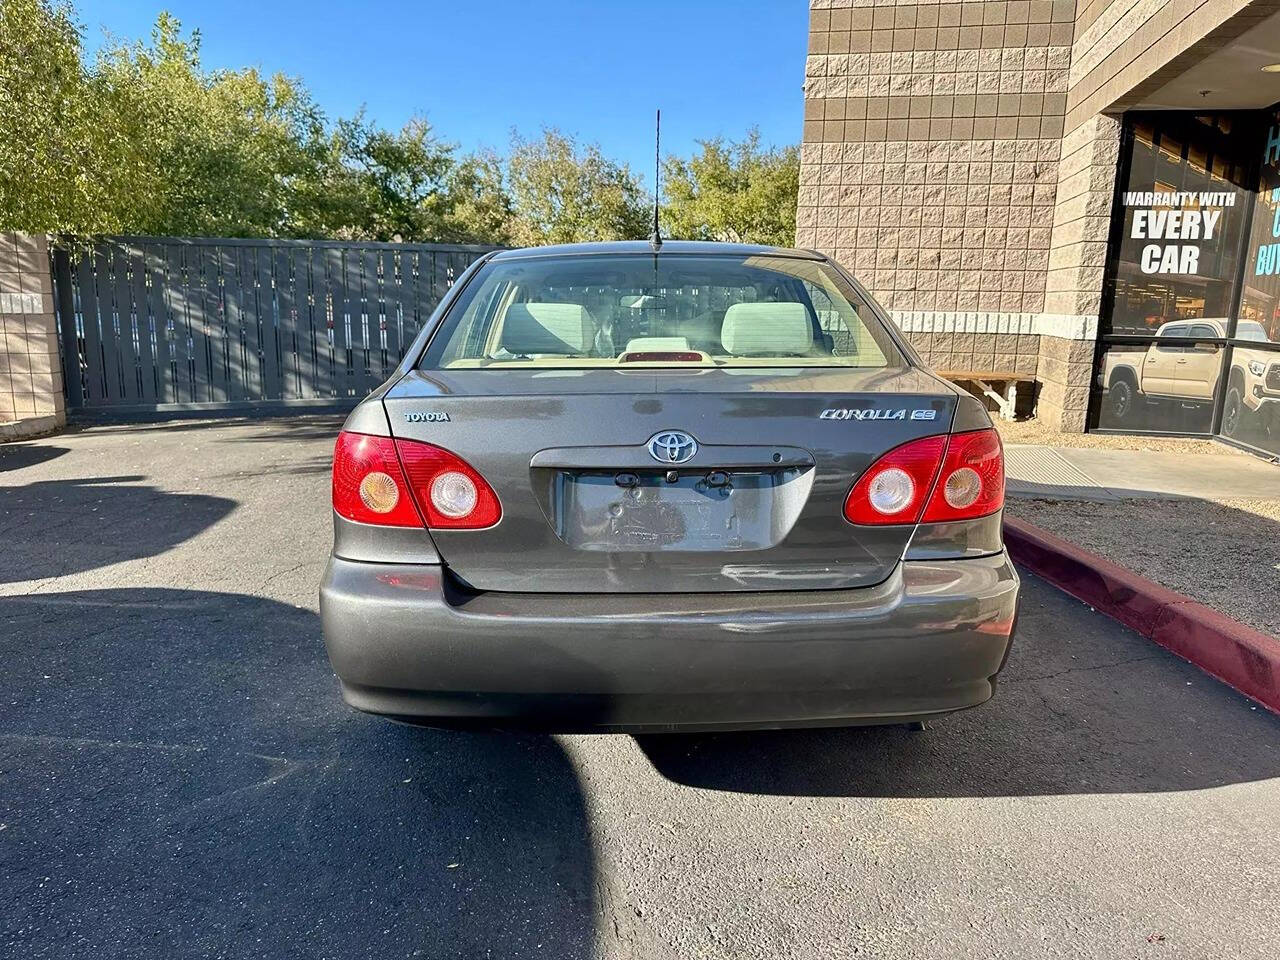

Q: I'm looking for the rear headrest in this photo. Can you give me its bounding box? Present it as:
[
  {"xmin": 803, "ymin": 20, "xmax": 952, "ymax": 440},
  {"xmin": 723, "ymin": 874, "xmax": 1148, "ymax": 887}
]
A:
[
  {"xmin": 720, "ymin": 302, "xmax": 813, "ymax": 357},
  {"xmin": 501, "ymin": 303, "xmax": 596, "ymax": 355}
]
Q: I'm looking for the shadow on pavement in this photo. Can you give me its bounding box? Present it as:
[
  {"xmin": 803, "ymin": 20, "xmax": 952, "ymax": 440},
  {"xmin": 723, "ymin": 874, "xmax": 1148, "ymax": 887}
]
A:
[
  {"xmin": 213, "ymin": 415, "xmax": 347, "ymax": 444},
  {"xmin": 0, "ymin": 477, "xmax": 237, "ymax": 584},
  {"xmin": 637, "ymin": 575, "xmax": 1280, "ymax": 798},
  {"xmin": 65, "ymin": 414, "xmax": 348, "ymax": 442},
  {"xmin": 205, "ymin": 453, "xmax": 334, "ymax": 480},
  {"xmin": 0, "ymin": 588, "xmax": 596, "ymax": 959},
  {"xmin": 0, "ymin": 443, "xmax": 69, "ymax": 473}
]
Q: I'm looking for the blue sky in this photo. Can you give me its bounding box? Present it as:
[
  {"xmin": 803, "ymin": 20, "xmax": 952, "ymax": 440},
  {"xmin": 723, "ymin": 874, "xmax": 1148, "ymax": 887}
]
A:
[{"xmin": 74, "ymin": 0, "xmax": 810, "ymax": 186}]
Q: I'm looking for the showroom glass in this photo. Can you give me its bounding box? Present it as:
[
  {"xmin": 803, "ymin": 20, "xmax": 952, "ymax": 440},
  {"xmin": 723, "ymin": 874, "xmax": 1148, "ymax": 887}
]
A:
[
  {"xmin": 1092, "ymin": 111, "xmax": 1267, "ymax": 442},
  {"xmin": 420, "ymin": 255, "xmax": 902, "ymax": 369},
  {"xmin": 1102, "ymin": 113, "xmax": 1251, "ymax": 339},
  {"xmin": 1240, "ymin": 106, "xmax": 1280, "ymax": 342},
  {"xmin": 1228, "ymin": 104, "xmax": 1280, "ymax": 456}
]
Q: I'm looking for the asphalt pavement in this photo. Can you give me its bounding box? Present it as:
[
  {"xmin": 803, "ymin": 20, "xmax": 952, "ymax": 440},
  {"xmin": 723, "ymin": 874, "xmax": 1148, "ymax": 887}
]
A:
[{"xmin": 2, "ymin": 417, "xmax": 1279, "ymax": 960}]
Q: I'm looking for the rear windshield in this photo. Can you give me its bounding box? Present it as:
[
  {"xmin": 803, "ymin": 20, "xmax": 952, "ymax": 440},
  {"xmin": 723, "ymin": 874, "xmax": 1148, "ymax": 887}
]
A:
[{"xmin": 420, "ymin": 254, "xmax": 904, "ymax": 369}]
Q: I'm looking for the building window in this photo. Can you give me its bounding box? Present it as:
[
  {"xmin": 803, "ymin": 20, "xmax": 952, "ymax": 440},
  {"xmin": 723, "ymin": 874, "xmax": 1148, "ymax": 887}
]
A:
[
  {"xmin": 1091, "ymin": 107, "xmax": 1280, "ymax": 456},
  {"xmin": 1103, "ymin": 114, "xmax": 1251, "ymax": 341},
  {"xmin": 1226, "ymin": 105, "xmax": 1280, "ymax": 456}
]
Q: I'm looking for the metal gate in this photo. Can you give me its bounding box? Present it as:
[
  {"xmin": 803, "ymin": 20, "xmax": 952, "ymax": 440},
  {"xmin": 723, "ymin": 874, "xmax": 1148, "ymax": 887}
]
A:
[{"xmin": 51, "ymin": 236, "xmax": 498, "ymax": 418}]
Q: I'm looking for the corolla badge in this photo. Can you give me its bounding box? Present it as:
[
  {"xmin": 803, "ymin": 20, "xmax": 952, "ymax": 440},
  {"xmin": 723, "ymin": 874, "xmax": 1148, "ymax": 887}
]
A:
[
  {"xmin": 819, "ymin": 408, "xmax": 937, "ymax": 421},
  {"xmin": 647, "ymin": 430, "xmax": 698, "ymax": 464}
]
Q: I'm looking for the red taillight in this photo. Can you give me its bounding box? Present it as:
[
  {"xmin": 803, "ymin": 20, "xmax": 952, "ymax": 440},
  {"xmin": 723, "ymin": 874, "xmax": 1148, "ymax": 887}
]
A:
[
  {"xmin": 331, "ymin": 432, "xmax": 502, "ymax": 529},
  {"xmin": 843, "ymin": 428, "xmax": 1004, "ymax": 526},
  {"xmin": 843, "ymin": 435, "xmax": 947, "ymax": 525},
  {"xmin": 394, "ymin": 438, "xmax": 502, "ymax": 529},
  {"xmin": 332, "ymin": 432, "xmax": 422, "ymax": 527},
  {"xmin": 920, "ymin": 428, "xmax": 1004, "ymax": 523}
]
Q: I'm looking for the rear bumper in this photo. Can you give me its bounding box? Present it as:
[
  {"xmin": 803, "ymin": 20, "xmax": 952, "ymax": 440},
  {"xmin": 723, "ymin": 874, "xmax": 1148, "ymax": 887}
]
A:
[{"xmin": 320, "ymin": 553, "xmax": 1020, "ymax": 731}]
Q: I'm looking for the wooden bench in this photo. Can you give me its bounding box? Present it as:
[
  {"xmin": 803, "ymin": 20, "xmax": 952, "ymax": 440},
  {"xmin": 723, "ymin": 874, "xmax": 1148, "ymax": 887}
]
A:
[{"xmin": 935, "ymin": 369, "xmax": 1034, "ymax": 421}]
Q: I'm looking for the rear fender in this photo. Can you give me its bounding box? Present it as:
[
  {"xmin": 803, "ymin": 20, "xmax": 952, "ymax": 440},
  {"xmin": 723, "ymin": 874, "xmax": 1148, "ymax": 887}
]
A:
[{"xmin": 905, "ymin": 511, "xmax": 1004, "ymax": 560}]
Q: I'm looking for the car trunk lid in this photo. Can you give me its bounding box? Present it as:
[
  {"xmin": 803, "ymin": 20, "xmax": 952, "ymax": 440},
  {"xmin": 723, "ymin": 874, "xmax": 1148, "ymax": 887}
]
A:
[{"xmin": 384, "ymin": 366, "xmax": 958, "ymax": 593}]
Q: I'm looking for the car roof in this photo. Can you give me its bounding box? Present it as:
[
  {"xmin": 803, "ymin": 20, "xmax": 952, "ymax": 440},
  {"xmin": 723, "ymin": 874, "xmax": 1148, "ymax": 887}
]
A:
[{"xmin": 487, "ymin": 240, "xmax": 828, "ymax": 262}]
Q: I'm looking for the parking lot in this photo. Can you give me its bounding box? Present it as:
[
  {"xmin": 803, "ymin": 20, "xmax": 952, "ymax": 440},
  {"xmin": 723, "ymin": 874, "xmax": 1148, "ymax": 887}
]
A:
[{"xmin": 2, "ymin": 417, "xmax": 1279, "ymax": 960}]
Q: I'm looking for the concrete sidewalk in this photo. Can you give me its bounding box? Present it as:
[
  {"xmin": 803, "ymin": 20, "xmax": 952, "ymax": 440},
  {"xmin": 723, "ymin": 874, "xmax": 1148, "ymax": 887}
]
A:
[{"xmin": 1005, "ymin": 443, "xmax": 1280, "ymax": 500}]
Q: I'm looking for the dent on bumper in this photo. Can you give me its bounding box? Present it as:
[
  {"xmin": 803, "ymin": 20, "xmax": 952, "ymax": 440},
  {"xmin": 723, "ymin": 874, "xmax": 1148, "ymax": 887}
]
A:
[{"xmin": 320, "ymin": 553, "xmax": 1019, "ymax": 729}]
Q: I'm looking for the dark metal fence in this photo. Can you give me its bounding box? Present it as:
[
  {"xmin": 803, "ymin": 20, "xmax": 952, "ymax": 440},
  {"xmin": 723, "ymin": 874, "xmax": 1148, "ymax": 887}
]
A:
[{"xmin": 51, "ymin": 236, "xmax": 498, "ymax": 417}]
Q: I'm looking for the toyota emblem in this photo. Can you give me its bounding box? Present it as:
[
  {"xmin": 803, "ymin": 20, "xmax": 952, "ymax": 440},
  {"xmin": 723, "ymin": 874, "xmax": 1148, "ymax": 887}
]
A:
[{"xmin": 647, "ymin": 431, "xmax": 698, "ymax": 464}]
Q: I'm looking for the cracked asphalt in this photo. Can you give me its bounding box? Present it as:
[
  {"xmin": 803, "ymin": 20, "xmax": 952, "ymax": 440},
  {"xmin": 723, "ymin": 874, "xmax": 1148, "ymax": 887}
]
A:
[{"xmin": 2, "ymin": 417, "xmax": 1279, "ymax": 960}]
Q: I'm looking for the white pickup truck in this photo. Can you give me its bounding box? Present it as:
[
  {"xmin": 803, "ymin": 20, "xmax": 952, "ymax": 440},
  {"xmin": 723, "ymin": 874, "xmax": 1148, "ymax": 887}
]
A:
[{"xmin": 1099, "ymin": 318, "xmax": 1280, "ymax": 438}]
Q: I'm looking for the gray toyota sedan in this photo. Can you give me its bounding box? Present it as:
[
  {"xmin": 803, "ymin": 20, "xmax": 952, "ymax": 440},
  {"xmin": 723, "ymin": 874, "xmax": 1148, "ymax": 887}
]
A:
[{"xmin": 320, "ymin": 241, "xmax": 1019, "ymax": 731}]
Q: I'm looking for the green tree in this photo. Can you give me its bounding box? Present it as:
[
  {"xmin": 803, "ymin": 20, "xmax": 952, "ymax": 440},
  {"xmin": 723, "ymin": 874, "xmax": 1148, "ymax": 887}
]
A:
[
  {"xmin": 91, "ymin": 12, "xmax": 329, "ymax": 237},
  {"xmin": 506, "ymin": 128, "xmax": 649, "ymax": 246},
  {"xmin": 301, "ymin": 113, "xmax": 458, "ymax": 241},
  {"xmin": 0, "ymin": 4, "xmax": 330, "ymax": 237},
  {"xmin": 0, "ymin": 0, "xmax": 122, "ymax": 233},
  {"xmin": 1, "ymin": 2, "xmax": 799, "ymax": 249},
  {"xmin": 296, "ymin": 117, "xmax": 513, "ymax": 243},
  {"xmin": 442, "ymin": 149, "xmax": 514, "ymax": 245},
  {"xmin": 0, "ymin": 4, "xmax": 509, "ymax": 242},
  {"xmin": 661, "ymin": 129, "xmax": 799, "ymax": 246}
]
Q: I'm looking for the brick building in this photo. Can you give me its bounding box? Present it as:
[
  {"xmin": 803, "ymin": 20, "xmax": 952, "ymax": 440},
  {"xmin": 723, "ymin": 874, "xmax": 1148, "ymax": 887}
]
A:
[{"xmin": 798, "ymin": 0, "xmax": 1280, "ymax": 459}]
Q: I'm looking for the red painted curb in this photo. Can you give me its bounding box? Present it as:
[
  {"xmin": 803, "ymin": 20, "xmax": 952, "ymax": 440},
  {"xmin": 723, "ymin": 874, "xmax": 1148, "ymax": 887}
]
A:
[{"xmin": 1003, "ymin": 514, "xmax": 1280, "ymax": 715}]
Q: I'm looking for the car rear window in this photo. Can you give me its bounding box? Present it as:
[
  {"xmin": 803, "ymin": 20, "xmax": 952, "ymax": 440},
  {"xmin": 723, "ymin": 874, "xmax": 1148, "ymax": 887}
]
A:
[{"xmin": 419, "ymin": 254, "xmax": 904, "ymax": 369}]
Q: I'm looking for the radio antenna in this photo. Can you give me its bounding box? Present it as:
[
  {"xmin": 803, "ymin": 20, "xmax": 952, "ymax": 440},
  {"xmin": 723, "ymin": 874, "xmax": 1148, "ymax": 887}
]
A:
[{"xmin": 650, "ymin": 109, "xmax": 662, "ymax": 251}]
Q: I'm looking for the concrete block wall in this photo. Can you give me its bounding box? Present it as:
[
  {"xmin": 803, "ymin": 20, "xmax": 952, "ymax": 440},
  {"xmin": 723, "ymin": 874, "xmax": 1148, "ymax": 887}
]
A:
[
  {"xmin": 1035, "ymin": 334, "xmax": 1097, "ymax": 430},
  {"xmin": 1037, "ymin": 114, "xmax": 1119, "ymax": 429},
  {"xmin": 911, "ymin": 329, "xmax": 1041, "ymax": 375},
  {"xmin": 798, "ymin": 0, "xmax": 1073, "ymax": 319},
  {"xmin": 0, "ymin": 233, "xmax": 64, "ymax": 434},
  {"xmin": 800, "ymin": 0, "xmax": 1280, "ymax": 431},
  {"xmin": 799, "ymin": 0, "xmax": 1082, "ymax": 428}
]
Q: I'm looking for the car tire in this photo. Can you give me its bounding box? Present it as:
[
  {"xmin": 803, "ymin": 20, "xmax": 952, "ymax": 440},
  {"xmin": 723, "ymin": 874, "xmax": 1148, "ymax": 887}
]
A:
[
  {"xmin": 1222, "ymin": 385, "xmax": 1244, "ymax": 437},
  {"xmin": 1109, "ymin": 377, "xmax": 1134, "ymax": 420}
]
